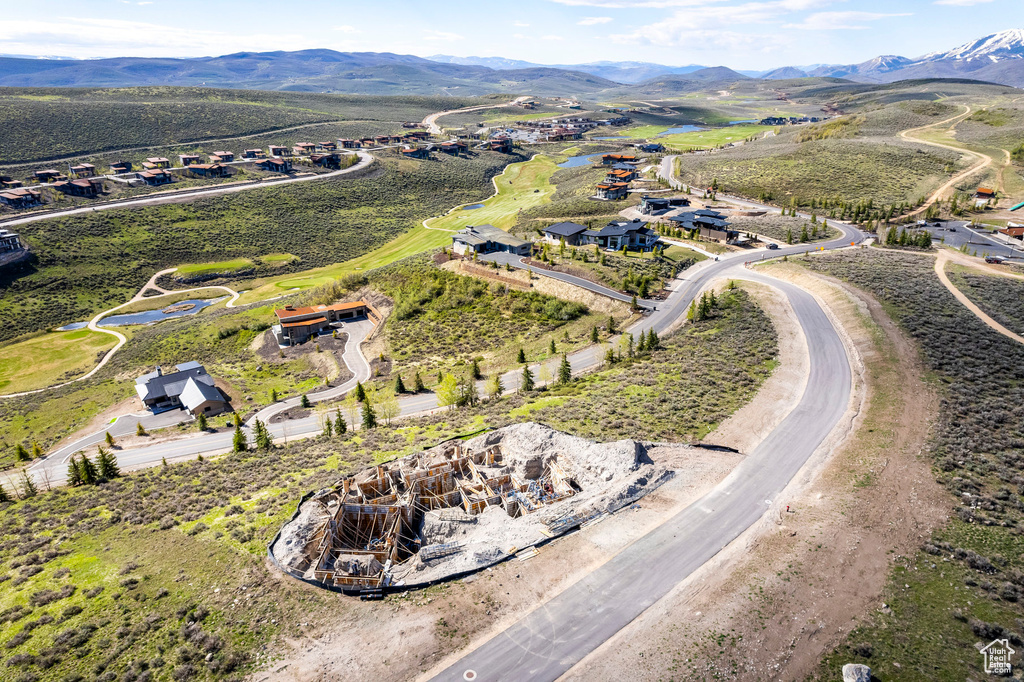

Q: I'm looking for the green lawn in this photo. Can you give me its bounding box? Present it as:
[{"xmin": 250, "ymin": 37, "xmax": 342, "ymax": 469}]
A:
[
  {"xmin": 176, "ymin": 258, "xmax": 254, "ymax": 278},
  {"xmin": 597, "ymin": 124, "xmax": 672, "ymax": 139},
  {"xmin": 259, "ymin": 253, "xmax": 297, "ymax": 265},
  {"xmin": 659, "ymin": 124, "xmax": 770, "ymax": 149},
  {"xmin": 235, "ymin": 154, "xmax": 561, "ymax": 305},
  {"xmin": 0, "ymin": 330, "xmax": 117, "ymax": 394}
]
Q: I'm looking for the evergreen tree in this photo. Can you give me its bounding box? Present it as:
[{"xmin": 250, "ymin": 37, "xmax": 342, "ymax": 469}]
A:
[
  {"xmin": 799, "ymin": 224, "xmax": 809, "ymax": 243},
  {"xmin": 394, "ymin": 374, "xmax": 407, "ymax": 394},
  {"xmin": 335, "ymin": 411, "xmax": 346, "ymax": 436},
  {"xmin": 0, "ymin": 482, "xmax": 8, "ymax": 503},
  {"xmin": 232, "ymin": 411, "xmax": 242, "ymax": 427},
  {"xmin": 136, "ymin": 422, "xmax": 146, "ymax": 437},
  {"xmin": 270, "ymin": 388, "xmax": 278, "ymax": 402},
  {"xmin": 323, "ymin": 418, "xmax": 333, "ymax": 438},
  {"xmin": 105, "ymin": 431, "xmax": 116, "ymax": 447},
  {"xmin": 631, "ymin": 295, "xmax": 639, "ymax": 311},
  {"xmin": 549, "ymin": 338, "xmax": 556, "ymax": 354},
  {"xmin": 161, "ymin": 457, "xmax": 168, "ymax": 469},
  {"xmin": 591, "ymin": 325, "xmax": 599, "ymax": 343},
  {"xmin": 648, "ymin": 328, "xmax": 660, "ymax": 350},
  {"xmin": 197, "ymin": 413, "xmax": 208, "ymax": 431},
  {"xmin": 355, "ymin": 381, "xmax": 366, "ymax": 402},
  {"xmin": 255, "ymin": 419, "xmax": 273, "ymax": 450},
  {"xmin": 604, "ymin": 346, "xmax": 617, "ymax": 366},
  {"xmin": 67, "ymin": 456, "xmax": 84, "ymax": 487},
  {"xmin": 487, "ymin": 373, "xmax": 503, "ymax": 399},
  {"xmin": 97, "ymin": 447, "xmax": 120, "ymax": 480},
  {"xmin": 79, "ymin": 454, "xmax": 98, "ymax": 485},
  {"xmin": 361, "ymin": 400, "xmax": 377, "ymax": 430},
  {"xmin": 637, "ymin": 331, "xmax": 648, "ymax": 353},
  {"xmin": 15, "ymin": 443, "xmax": 29, "ymax": 462},
  {"xmin": 19, "ymin": 471, "xmax": 37, "ymax": 499},
  {"xmin": 786, "ymin": 227, "xmax": 793, "ymax": 244},
  {"xmin": 608, "ymin": 315, "xmax": 617, "ymax": 334},
  {"xmin": 413, "ymin": 372, "xmax": 425, "ymax": 393},
  {"xmin": 687, "ymin": 300, "xmax": 697, "ymax": 322},
  {"xmin": 300, "ymin": 394, "xmax": 312, "ymax": 408},
  {"xmin": 626, "ymin": 333, "xmax": 635, "ymax": 358},
  {"xmin": 638, "ymin": 279, "xmax": 649, "ymax": 299},
  {"xmin": 520, "ymin": 365, "xmax": 535, "ymax": 392},
  {"xmin": 558, "ymin": 354, "xmax": 572, "ymax": 384},
  {"xmin": 31, "ymin": 442, "xmax": 42, "ymax": 459},
  {"xmin": 471, "ymin": 359, "xmax": 482, "ymax": 380},
  {"xmin": 517, "ymin": 347, "xmax": 526, "ymax": 364},
  {"xmin": 232, "ymin": 425, "xmax": 248, "ymax": 453}
]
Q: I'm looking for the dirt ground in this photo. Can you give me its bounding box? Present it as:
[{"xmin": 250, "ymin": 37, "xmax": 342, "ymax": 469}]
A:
[{"xmin": 559, "ymin": 262, "xmax": 950, "ymax": 681}]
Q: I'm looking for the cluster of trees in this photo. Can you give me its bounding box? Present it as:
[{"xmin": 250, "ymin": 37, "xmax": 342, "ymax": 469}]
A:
[
  {"xmin": 687, "ymin": 289, "xmax": 721, "ymax": 323},
  {"xmin": 883, "ymin": 225, "xmax": 932, "ymax": 249},
  {"xmin": 603, "ymin": 328, "xmax": 660, "ymax": 366},
  {"xmin": 67, "ymin": 446, "xmax": 120, "ymax": 486}
]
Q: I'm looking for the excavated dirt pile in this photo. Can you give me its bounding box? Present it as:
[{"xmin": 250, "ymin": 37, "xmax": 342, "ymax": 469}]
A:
[{"xmin": 271, "ymin": 422, "xmax": 673, "ymax": 591}]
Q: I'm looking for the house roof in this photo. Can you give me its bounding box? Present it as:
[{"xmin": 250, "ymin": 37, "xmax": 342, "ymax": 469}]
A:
[
  {"xmin": 135, "ymin": 364, "xmax": 212, "ymax": 402},
  {"xmin": 282, "ymin": 316, "xmax": 327, "ymax": 329},
  {"xmin": 977, "ymin": 187, "xmax": 995, "ymax": 195},
  {"xmin": 453, "ymin": 224, "xmax": 528, "ymax": 249},
  {"xmin": 596, "ymin": 182, "xmax": 630, "ymax": 190},
  {"xmin": 585, "ymin": 220, "xmax": 648, "ymax": 237},
  {"xmin": 542, "ymin": 221, "xmax": 589, "ymax": 237},
  {"xmin": 179, "ymin": 377, "xmax": 225, "ymax": 411},
  {"xmin": 275, "ymin": 301, "xmax": 367, "ymax": 322},
  {"xmin": 1000, "ymin": 227, "xmax": 1024, "ymax": 237},
  {"xmin": 611, "ymin": 163, "xmax": 637, "ymax": 170},
  {"xmin": 146, "ymin": 157, "xmax": 169, "ymax": 163}
]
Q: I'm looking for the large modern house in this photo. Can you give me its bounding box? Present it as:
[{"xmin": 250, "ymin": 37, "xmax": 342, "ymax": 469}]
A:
[
  {"xmin": 135, "ymin": 362, "xmax": 228, "ymax": 416},
  {"xmin": 669, "ymin": 209, "xmax": 737, "ymax": 242},
  {"xmin": 540, "ymin": 221, "xmax": 590, "ymax": 246},
  {"xmin": 582, "ymin": 219, "xmax": 660, "ymax": 252},
  {"xmin": 451, "ymin": 225, "xmax": 532, "ymax": 257},
  {"xmin": 273, "ymin": 301, "xmax": 369, "ymax": 346}
]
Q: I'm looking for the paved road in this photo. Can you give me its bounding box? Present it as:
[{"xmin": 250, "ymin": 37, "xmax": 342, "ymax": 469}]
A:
[
  {"xmin": 0, "ymin": 151, "xmax": 373, "ymax": 230},
  {"xmin": 920, "ymin": 220, "xmax": 1024, "ymax": 261}
]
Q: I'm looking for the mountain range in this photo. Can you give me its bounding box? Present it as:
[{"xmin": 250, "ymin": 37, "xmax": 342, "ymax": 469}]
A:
[{"xmin": 0, "ymin": 30, "xmax": 1022, "ymax": 94}]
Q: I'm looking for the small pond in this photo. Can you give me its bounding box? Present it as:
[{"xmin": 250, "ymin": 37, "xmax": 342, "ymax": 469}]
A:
[
  {"xmin": 656, "ymin": 125, "xmax": 706, "ymax": 136},
  {"xmin": 56, "ymin": 321, "xmax": 89, "ymax": 331},
  {"xmin": 462, "ymin": 203, "xmax": 485, "ymax": 210},
  {"xmin": 729, "ymin": 119, "xmax": 758, "ymax": 125},
  {"xmin": 98, "ymin": 298, "xmax": 222, "ymax": 327},
  {"xmin": 557, "ymin": 151, "xmax": 618, "ymax": 168}
]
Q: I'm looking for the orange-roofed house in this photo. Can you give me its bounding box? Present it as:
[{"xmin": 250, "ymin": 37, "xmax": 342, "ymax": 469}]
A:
[{"xmin": 273, "ymin": 301, "xmax": 369, "ymax": 345}]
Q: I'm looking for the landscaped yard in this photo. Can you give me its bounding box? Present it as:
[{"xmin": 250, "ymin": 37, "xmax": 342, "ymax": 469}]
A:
[
  {"xmin": 0, "ymin": 330, "xmax": 117, "ymax": 394},
  {"xmin": 175, "ymin": 259, "xmax": 255, "ymax": 279}
]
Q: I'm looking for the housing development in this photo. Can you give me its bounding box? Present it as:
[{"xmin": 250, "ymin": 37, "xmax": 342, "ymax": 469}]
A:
[{"xmin": 2, "ymin": 12, "xmax": 1024, "ymax": 682}]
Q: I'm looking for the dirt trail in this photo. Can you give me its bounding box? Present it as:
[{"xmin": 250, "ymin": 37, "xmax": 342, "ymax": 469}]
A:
[
  {"xmin": 899, "ymin": 104, "xmax": 993, "ymax": 216},
  {"xmin": 934, "ymin": 250, "xmax": 1024, "ymax": 345}
]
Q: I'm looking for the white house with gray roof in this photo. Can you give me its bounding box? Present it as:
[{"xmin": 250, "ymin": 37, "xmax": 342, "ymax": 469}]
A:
[
  {"xmin": 451, "ymin": 224, "xmax": 532, "ymax": 257},
  {"xmin": 135, "ymin": 361, "xmax": 228, "ymax": 416}
]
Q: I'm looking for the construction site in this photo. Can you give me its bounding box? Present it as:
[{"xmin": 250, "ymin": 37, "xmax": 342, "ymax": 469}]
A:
[{"xmin": 270, "ymin": 422, "xmax": 673, "ymax": 594}]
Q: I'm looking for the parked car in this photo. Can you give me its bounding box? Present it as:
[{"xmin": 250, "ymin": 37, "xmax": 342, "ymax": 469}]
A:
[
  {"xmin": 766, "ymin": 243, "xmax": 779, "ymax": 250},
  {"xmin": 985, "ymin": 256, "xmax": 1005, "ymax": 264}
]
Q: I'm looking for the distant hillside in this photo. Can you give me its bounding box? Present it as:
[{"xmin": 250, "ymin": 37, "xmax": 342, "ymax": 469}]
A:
[{"xmin": 0, "ymin": 50, "xmax": 621, "ymax": 97}]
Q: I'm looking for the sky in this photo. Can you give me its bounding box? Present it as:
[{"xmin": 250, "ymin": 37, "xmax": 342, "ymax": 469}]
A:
[{"xmin": 0, "ymin": 0, "xmax": 1021, "ymax": 69}]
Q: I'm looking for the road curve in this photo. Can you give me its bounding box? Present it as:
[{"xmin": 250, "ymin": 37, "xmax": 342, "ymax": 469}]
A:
[
  {"xmin": 934, "ymin": 250, "xmax": 1024, "ymax": 345},
  {"xmin": 0, "ymin": 151, "xmax": 374, "ymax": 230},
  {"xmin": 425, "ymin": 266, "xmax": 852, "ymax": 682}
]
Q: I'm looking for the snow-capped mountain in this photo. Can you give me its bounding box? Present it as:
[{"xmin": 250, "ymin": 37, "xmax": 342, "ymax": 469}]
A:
[{"xmin": 918, "ymin": 28, "xmax": 1024, "ymax": 63}]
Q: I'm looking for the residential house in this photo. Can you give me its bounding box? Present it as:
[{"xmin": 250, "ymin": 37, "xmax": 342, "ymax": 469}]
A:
[
  {"xmin": 109, "ymin": 161, "xmax": 133, "ymax": 174},
  {"xmin": 595, "ymin": 181, "xmax": 630, "ymax": 201},
  {"xmin": 257, "ymin": 158, "xmax": 292, "ymax": 173},
  {"xmin": 135, "ymin": 361, "xmax": 228, "ymax": 416},
  {"xmin": 0, "ymin": 188, "xmax": 41, "ymax": 209},
  {"xmin": 310, "ymin": 153, "xmax": 342, "ymax": 169},
  {"xmin": 210, "ymin": 151, "xmax": 234, "ymax": 163},
  {"xmin": 188, "ymin": 163, "xmax": 230, "ymax": 178},
  {"xmin": 268, "ymin": 145, "xmax": 289, "ymax": 157},
  {"xmin": 178, "ymin": 154, "xmax": 202, "ymax": 166},
  {"xmin": 669, "ymin": 209, "xmax": 737, "ymax": 242},
  {"xmin": 70, "ymin": 163, "xmax": 96, "ymax": 178},
  {"xmin": 1, "ymin": 177, "xmax": 23, "ymax": 189},
  {"xmin": 488, "ymin": 138, "xmax": 513, "ymax": 153},
  {"xmin": 33, "ymin": 169, "xmax": 62, "ymax": 183},
  {"xmin": 0, "ymin": 229, "xmax": 21, "ymax": 251},
  {"xmin": 359, "ymin": 138, "xmax": 376, "ymax": 147},
  {"xmin": 55, "ymin": 178, "xmax": 104, "ymax": 198},
  {"xmin": 439, "ymin": 141, "xmax": 468, "ymax": 155},
  {"xmin": 317, "ymin": 141, "xmax": 337, "ymax": 151},
  {"xmin": 581, "ymin": 219, "xmax": 659, "ymax": 252},
  {"xmin": 540, "ymin": 221, "xmax": 589, "ymax": 246},
  {"xmin": 242, "ymin": 149, "xmax": 266, "ymax": 159},
  {"xmin": 292, "ymin": 143, "xmax": 316, "ymax": 156},
  {"xmin": 337, "ymin": 139, "xmax": 359, "ymax": 148},
  {"xmin": 405, "ymin": 131, "xmax": 430, "ymax": 140},
  {"xmin": 273, "ymin": 301, "xmax": 369, "ymax": 346},
  {"xmin": 636, "ymin": 143, "xmax": 664, "ymax": 153},
  {"xmin": 145, "ymin": 157, "xmax": 170, "ymax": 168},
  {"xmin": 976, "ymin": 187, "xmax": 996, "ymax": 200},
  {"xmin": 601, "ymin": 154, "xmax": 638, "ymax": 165},
  {"xmin": 451, "ymin": 224, "xmax": 532, "ymax": 257},
  {"xmin": 400, "ymin": 146, "xmax": 429, "ymax": 159},
  {"xmin": 639, "ymin": 197, "xmax": 671, "ymax": 214},
  {"xmin": 999, "ymin": 227, "xmax": 1024, "ymax": 241},
  {"xmin": 137, "ymin": 169, "xmax": 173, "ymax": 185}
]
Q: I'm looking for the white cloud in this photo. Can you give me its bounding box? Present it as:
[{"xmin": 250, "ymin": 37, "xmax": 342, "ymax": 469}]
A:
[
  {"xmin": 514, "ymin": 21, "xmax": 530, "ymax": 27},
  {"xmin": 934, "ymin": 0, "xmax": 993, "ymax": 5},
  {"xmin": 578, "ymin": 16, "xmax": 613, "ymax": 25},
  {"xmin": 783, "ymin": 11, "xmax": 911, "ymax": 29}
]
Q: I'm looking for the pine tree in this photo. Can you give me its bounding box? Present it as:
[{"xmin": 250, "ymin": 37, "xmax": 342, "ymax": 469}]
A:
[
  {"xmin": 786, "ymin": 227, "xmax": 793, "ymax": 244},
  {"xmin": 162, "ymin": 456, "xmax": 168, "ymax": 468},
  {"xmin": 15, "ymin": 443, "xmax": 29, "ymax": 462},
  {"xmin": 0, "ymin": 482, "xmax": 8, "ymax": 503},
  {"xmin": 487, "ymin": 373, "xmax": 503, "ymax": 399},
  {"xmin": 232, "ymin": 411, "xmax": 242, "ymax": 427},
  {"xmin": 79, "ymin": 454, "xmax": 98, "ymax": 485},
  {"xmin": 558, "ymin": 354, "xmax": 572, "ymax": 384},
  {"xmin": 394, "ymin": 374, "xmax": 407, "ymax": 394},
  {"xmin": 270, "ymin": 388, "xmax": 279, "ymax": 402},
  {"xmin": 607, "ymin": 315, "xmax": 617, "ymax": 334},
  {"xmin": 799, "ymin": 224, "xmax": 809, "ymax": 243},
  {"xmin": 413, "ymin": 372, "xmax": 425, "ymax": 393},
  {"xmin": 255, "ymin": 419, "xmax": 272, "ymax": 450},
  {"xmin": 232, "ymin": 425, "xmax": 248, "ymax": 453},
  {"xmin": 323, "ymin": 418, "xmax": 333, "ymax": 438},
  {"xmin": 637, "ymin": 331, "xmax": 648, "ymax": 353},
  {"xmin": 549, "ymin": 338, "xmax": 556, "ymax": 354},
  {"xmin": 105, "ymin": 431, "xmax": 116, "ymax": 447},
  {"xmin": 300, "ymin": 394, "xmax": 312, "ymax": 408},
  {"xmin": 67, "ymin": 456, "xmax": 84, "ymax": 487},
  {"xmin": 591, "ymin": 325, "xmax": 599, "ymax": 343},
  {"xmin": 197, "ymin": 413, "xmax": 208, "ymax": 431},
  {"xmin": 97, "ymin": 447, "xmax": 120, "ymax": 480},
  {"xmin": 136, "ymin": 422, "xmax": 147, "ymax": 437},
  {"xmin": 19, "ymin": 471, "xmax": 37, "ymax": 499},
  {"xmin": 648, "ymin": 328, "xmax": 659, "ymax": 350},
  {"xmin": 361, "ymin": 401, "xmax": 377, "ymax": 430},
  {"xmin": 626, "ymin": 333, "xmax": 635, "ymax": 358},
  {"xmin": 638, "ymin": 279, "xmax": 649, "ymax": 299},
  {"xmin": 520, "ymin": 365, "xmax": 535, "ymax": 392},
  {"xmin": 335, "ymin": 412, "xmax": 346, "ymax": 436},
  {"xmin": 471, "ymin": 359, "xmax": 482, "ymax": 380},
  {"xmin": 354, "ymin": 382, "xmax": 366, "ymax": 402},
  {"xmin": 517, "ymin": 347, "xmax": 526, "ymax": 364},
  {"xmin": 687, "ymin": 300, "xmax": 697, "ymax": 321}
]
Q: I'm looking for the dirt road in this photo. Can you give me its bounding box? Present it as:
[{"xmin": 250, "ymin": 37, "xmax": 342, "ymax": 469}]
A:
[{"xmin": 934, "ymin": 249, "xmax": 1024, "ymax": 345}]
